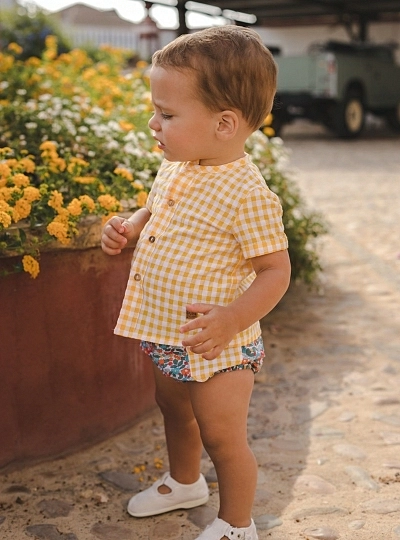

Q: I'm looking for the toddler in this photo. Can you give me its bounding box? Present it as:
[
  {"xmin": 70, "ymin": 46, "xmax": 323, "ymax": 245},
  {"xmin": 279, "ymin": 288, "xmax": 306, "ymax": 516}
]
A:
[{"xmin": 101, "ymin": 25, "xmax": 291, "ymax": 540}]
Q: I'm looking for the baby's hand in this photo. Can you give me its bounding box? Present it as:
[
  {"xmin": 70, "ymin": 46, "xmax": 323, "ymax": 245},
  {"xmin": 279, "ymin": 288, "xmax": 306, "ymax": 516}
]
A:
[
  {"xmin": 101, "ymin": 216, "xmax": 134, "ymax": 255},
  {"xmin": 180, "ymin": 303, "xmax": 239, "ymax": 360}
]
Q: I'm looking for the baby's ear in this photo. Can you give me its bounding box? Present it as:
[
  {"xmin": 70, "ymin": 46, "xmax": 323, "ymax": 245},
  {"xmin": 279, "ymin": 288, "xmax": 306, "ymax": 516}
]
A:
[{"xmin": 215, "ymin": 110, "xmax": 239, "ymax": 140}]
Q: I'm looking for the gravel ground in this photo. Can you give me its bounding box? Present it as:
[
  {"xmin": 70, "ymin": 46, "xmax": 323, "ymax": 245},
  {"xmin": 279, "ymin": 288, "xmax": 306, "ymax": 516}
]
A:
[{"xmin": 1, "ymin": 120, "xmax": 400, "ymax": 540}]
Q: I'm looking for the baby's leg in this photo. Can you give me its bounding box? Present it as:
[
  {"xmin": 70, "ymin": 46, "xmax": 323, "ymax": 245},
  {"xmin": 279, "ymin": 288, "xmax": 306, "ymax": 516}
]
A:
[
  {"xmin": 152, "ymin": 364, "xmax": 203, "ymax": 487},
  {"xmin": 189, "ymin": 369, "xmax": 257, "ymax": 528}
]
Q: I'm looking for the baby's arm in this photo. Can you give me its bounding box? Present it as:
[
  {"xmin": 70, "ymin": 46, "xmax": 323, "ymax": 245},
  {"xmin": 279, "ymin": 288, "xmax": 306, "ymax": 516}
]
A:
[
  {"xmin": 101, "ymin": 208, "xmax": 151, "ymax": 256},
  {"xmin": 180, "ymin": 249, "xmax": 291, "ymax": 360}
]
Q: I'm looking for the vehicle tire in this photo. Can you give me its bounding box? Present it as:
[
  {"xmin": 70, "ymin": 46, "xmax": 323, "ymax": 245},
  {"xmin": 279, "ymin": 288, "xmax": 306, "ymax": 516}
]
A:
[
  {"xmin": 334, "ymin": 91, "xmax": 365, "ymax": 138},
  {"xmin": 385, "ymin": 102, "xmax": 400, "ymax": 132}
]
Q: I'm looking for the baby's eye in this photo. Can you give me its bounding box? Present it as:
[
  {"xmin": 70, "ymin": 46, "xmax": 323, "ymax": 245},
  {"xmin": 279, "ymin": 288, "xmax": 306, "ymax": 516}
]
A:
[{"xmin": 161, "ymin": 113, "xmax": 173, "ymax": 120}]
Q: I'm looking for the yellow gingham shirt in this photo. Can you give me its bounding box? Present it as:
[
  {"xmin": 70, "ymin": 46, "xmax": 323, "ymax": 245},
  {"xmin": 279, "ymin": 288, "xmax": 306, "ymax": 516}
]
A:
[{"xmin": 115, "ymin": 155, "xmax": 288, "ymax": 381}]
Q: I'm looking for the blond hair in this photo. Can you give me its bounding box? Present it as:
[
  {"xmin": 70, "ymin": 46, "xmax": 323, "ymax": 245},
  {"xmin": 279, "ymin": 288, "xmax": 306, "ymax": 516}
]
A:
[{"xmin": 152, "ymin": 25, "xmax": 276, "ymax": 131}]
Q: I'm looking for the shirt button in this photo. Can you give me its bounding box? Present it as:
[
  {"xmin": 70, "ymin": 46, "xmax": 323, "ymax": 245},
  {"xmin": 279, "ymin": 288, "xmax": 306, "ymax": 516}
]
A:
[
  {"xmin": 149, "ymin": 236, "xmax": 155, "ymax": 243},
  {"xmin": 168, "ymin": 199, "xmax": 175, "ymax": 207},
  {"xmin": 133, "ymin": 273, "xmax": 141, "ymax": 281}
]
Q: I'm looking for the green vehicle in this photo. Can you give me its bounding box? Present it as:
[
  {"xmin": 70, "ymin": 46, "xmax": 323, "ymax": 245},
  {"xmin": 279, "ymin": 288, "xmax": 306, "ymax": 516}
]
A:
[{"xmin": 272, "ymin": 41, "xmax": 400, "ymax": 138}]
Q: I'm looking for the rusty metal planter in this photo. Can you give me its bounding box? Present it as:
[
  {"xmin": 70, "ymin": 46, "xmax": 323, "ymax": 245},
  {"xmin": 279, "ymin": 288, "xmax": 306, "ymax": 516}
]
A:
[{"xmin": 0, "ymin": 219, "xmax": 155, "ymax": 470}]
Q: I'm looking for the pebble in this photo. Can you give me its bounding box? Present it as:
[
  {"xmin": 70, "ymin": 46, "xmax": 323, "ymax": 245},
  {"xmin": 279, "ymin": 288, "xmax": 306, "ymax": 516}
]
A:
[
  {"xmin": 383, "ymin": 461, "xmax": 400, "ymax": 469},
  {"xmin": 393, "ymin": 525, "xmax": 400, "ymax": 537},
  {"xmin": 291, "ymin": 507, "xmax": 348, "ymax": 520},
  {"xmin": 187, "ymin": 506, "xmax": 217, "ymax": 529},
  {"xmin": 359, "ymin": 497, "xmax": 400, "ymax": 514},
  {"xmin": 311, "ymin": 426, "xmax": 344, "ymax": 438},
  {"xmin": 332, "ymin": 443, "xmax": 366, "ymax": 460},
  {"xmin": 270, "ymin": 438, "xmax": 306, "ymax": 452},
  {"xmin": 372, "ymin": 413, "xmax": 400, "ymax": 427},
  {"xmin": 151, "ymin": 521, "xmax": 183, "ymax": 538},
  {"xmin": 338, "ymin": 411, "xmax": 356, "ymax": 422},
  {"xmin": 294, "ymin": 474, "xmax": 336, "ymax": 494},
  {"xmin": 25, "ymin": 524, "xmax": 78, "ymax": 540},
  {"xmin": 37, "ymin": 499, "xmax": 73, "ymax": 518},
  {"xmin": 373, "ymin": 397, "xmax": 400, "ymax": 406},
  {"xmin": 348, "ymin": 520, "xmax": 365, "ymax": 530},
  {"xmin": 254, "ymin": 514, "xmax": 283, "ymax": 530},
  {"xmin": 90, "ymin": 522, "xmax": 134, "ymax": 540},
  {"xmin": 204, "ymin": 467, "xmax": 218, "ymax": 483},
  {"xmin": 4, "ymin": 485, "xmax": 31, "ymax": 494},
  {"xmin": 0, "ymin": 516, "xmax": 5, "ymax": 525},
  {"xmin": 344, "ymin": 466, "xmax": 380, "ymax": 491},
  {"xmin": 302, "ymin": 526, "xmax": 339, "ymax": 539},
  {"xmin": 98, "ymin": 471, "xmax": 140, "ymax": 492},
  {"xmin": 292, "ymin": 401, "xmax": 329, "ymax": 424},
  {"xmin": 380, "ymin": 431, "xmax": 400, "ymax": 445}
]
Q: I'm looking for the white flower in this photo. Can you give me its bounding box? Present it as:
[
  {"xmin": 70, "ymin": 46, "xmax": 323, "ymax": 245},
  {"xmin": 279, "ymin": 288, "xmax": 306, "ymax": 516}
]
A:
[
  {"xmin": 25, "ymin": 122, "xmax": 38, "ymax": 129},
  {"xmin": 106, "ymin": 140, "xmax": 119, "ymax": 150}
]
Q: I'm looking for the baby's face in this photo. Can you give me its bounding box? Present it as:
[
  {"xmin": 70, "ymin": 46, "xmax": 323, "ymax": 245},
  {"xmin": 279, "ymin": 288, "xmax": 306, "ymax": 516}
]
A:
[{"xmin": 148, "ymin": 66, "xmax": 223, "ymax": 165}]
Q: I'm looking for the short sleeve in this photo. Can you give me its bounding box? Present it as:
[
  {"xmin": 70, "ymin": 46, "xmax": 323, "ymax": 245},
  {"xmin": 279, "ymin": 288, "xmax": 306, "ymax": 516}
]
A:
[
  {"xmin": 146, "ymin": 183, "xmax": 156, "ymax": 213},
  {"xmin": 232, "ymin": 186, "xmax": 288, "ymax": 259}
]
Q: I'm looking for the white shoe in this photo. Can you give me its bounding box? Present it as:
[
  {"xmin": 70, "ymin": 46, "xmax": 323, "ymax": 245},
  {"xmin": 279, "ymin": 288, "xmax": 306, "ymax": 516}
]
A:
[
  {"xmin": 195, "ymin": 517, "xmax": 259, "ymax": 540},
  {"xmin": 127, "ymin": 472, "xmax": 209, "ymax": 517}
]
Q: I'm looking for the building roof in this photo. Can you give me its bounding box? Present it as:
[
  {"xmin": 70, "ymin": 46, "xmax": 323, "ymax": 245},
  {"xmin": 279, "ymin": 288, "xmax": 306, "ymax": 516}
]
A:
[
  {"xmin": 185, "ymin": 0, "xmax": 400, "ymax": 27},
  {"xmin": 55, "ymin": 3, "xmax": 134, "ymax": 28}
]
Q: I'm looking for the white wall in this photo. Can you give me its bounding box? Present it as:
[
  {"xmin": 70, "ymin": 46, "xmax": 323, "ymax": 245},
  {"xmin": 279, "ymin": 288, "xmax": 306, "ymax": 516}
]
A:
[{"xmin": 256, "ymin": 22, "xmax": 400, "ymax": 62}]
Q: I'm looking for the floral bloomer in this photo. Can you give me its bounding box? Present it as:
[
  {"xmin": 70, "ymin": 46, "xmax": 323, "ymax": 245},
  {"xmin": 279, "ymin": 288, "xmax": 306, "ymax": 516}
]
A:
[{"xmin": 140, "ymin": 336, "xmax": 265, "ymax": 382}]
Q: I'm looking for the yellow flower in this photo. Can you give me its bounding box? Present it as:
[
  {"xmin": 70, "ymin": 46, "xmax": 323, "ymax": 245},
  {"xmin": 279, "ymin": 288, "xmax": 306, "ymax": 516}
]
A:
[
  {"xmin": 67, "ymin": 157, "xmax": 89, "ymax": 173},
  {"xmin": 0, "ymin": 200, "xmax": 11, "ymax": 212},
  {"xmin": 19, "ymin": 157, "xmax": 36, "ymax": 174},
  {"xmin": 114, "ymin": 167, "xmax": 133, "ymax": 181},
  {"xmin": 5, "ymin": 159, "xmax": 19, "ymax": 169},
  {"xmin": 48, "ymin": 190, "xmax": 64, "ymax": 211},
  {"xmin": 53, "ymin": 209, "xmax": 69, "ymax": 223},
  {"xmin": 7, "ymin": 42, "xmax": 23, "ymax": 55},
  {"xmin": 97, "ymin": 194, "xmax": 122, "ymax": 212},
  {"xmin": 132, "ymin": 180, "xmax": 144, "ymax": 190},
  {"xmin": 119, "ymin": 121, "xmax": 135, "ymax": 132},
  {"xmin": 22, "ymin": 255, "xmax": 40, "ymax": 279},
  {"xmin": 67, "ymin": 198, "xmax": 82, "ymax": 216},
  {"xmin": 0, "ymin": 163, "xmax": 11, "ymax": 179},
  {"xmin": 12, "ymin": 199, "xmax": 31, "ymax": 222},
  {"xmin": 40, "ymin": 141, "xmax": 58, "ymax": 152},
  {"xmin": 25, "ymin": 57, "xmax": 41, "ymax": 67},
  {"xmin": 0, "ymin": 210, "xmax": 12, "ymax": 228},
  {"xmin": 262, "ymin": 126, "xmax": 275, "ymax": 137},
  {"xmin": 47, "ymin": 221, "xmax": 70, "ymax": 245},
  {"xmin": 43, "ymin": 35, "xmax": 58, "ymax": 61},
  {"xmin": 263, "ymin": 113, "xmax": 273, "ymax": 126},
  {"xmin": 136, "ymin": 191, "xmax": 148, "ymax": 208},
  {"xmin": 0, "ymin": 187, "xmax": 14, "ymax": 202},
  {"xmin": 74, "ymin": 176, "xmax": 97, "ymax": 184},
  {"xmin": 136, "ymin": 60, "xmax": 148, "ymax": 69},
  {"xmin": 79, "ymin": 195, "xmax": 96, "ymax": 212},
  {"xmin": 0, "ymin": 147, "xmax": 13, "ymax": 157},
  {"xmin": 154, "ymin": 457, "xmax": 163, "ymax": 469},
  {"xmin": 46, "ymin": 157, "xmax": 66, "ymax": 173},
  {"xmin": 23, "ymin": 186, "xmax": 41, "ymax": 202},
  {"xmin": 12, "ymin": 173, "xmax": 30, "ymax": 188}
]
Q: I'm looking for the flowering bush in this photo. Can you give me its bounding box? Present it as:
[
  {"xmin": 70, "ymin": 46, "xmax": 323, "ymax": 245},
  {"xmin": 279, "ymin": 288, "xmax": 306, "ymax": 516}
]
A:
[
  {"xmin": 0, "ymin": 36, "xmax": 326, "ymax": 282},
  {"xmin": 0, "ymin": 37, "xmax": 162, "ymax": 277}
]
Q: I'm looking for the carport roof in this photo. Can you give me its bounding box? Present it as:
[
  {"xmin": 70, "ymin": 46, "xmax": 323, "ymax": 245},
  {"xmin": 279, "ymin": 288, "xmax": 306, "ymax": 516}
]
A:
[{"xmin": 184, "ymin": 0, "xmax": 400, "ymax": 27}]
